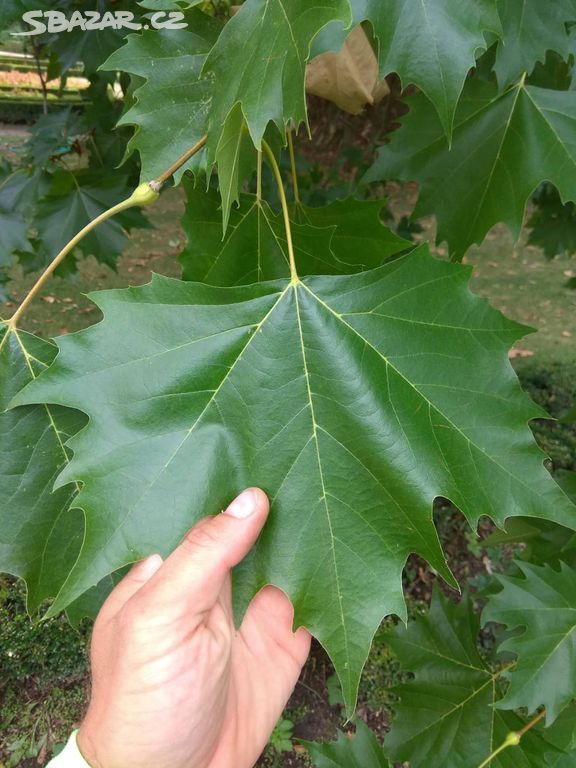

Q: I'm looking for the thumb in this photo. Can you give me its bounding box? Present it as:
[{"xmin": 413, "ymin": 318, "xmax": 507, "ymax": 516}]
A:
[{"xmin": 136, "ymin": 488, "xmax": 269, "ymax": 620}]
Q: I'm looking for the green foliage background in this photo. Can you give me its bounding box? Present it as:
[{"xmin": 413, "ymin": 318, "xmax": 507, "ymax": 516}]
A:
[{"xmin": 1, "ymin": 1, "xmax": 576, "ymax": 766}]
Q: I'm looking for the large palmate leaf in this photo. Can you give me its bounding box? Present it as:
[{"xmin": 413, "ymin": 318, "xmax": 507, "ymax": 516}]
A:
[
  {"xmin": 304, "ymin": 719, "xmax": 389, "ymax": 768},
  {"xmin": 202, "ymin": 0, "xmax": 352, "ymax": 176},
  {"xmin": 0, "ymin": 326, "xmax": 85, "ymax": 611},
  {"xmin": 364, "ymin": 79, "xmax": 576, "ymax": 259},
  {"xmin": 385, "ymin": 589, "xmax": 568, "ymax": 768},
  {"xmin": 14, "ymin": 245, "xmax": 576, "ymax": 714},
  {"xmin": 351, "ymin": 0, "xmax": 501, "ymax": 140},
  {"xmin": 179, "ymin": 184, "xmax": 408, "ymax": 283},
  {"xmin": 384, "ymin": 591, "xmax": 497, "ymax": 767},
  {"xmin": 24, "ymin": 109, "xmax": 86, "ymax": 169},
  {"xmin": 101, "ymin": 10, "xmax": 221, "ymax": 184},
  {"xmin": 483, "ymin": 561, "xmax": 576, "ymax": 725},
  {"xmin": 494, "ymin": 0, "xmax": 576, "ymax": 89}
]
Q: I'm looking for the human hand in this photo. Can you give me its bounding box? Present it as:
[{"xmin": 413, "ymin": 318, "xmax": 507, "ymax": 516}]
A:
[{"xmin": 77, "ymin": 488, "xmax": 311, "ymax": 768}]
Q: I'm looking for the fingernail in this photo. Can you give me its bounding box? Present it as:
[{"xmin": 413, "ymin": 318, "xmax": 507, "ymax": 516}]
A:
[
  {"xmin": 224, "ymin": 488, "xmax": 258, "ymax": 519},
  {"xmin": 140, "ymin": 553, "xmax": 163, "ymax": 578}
]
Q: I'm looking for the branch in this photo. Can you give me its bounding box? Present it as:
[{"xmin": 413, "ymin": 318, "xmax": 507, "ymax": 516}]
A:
[{"xmin": 154, "ymin": 135, "xmax": 207, "ymax": 186}]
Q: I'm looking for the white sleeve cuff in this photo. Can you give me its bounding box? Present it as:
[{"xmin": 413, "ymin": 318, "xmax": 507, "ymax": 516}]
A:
[{"xmin": 47, "ymin": 731, "xmax": 91, "ymax": 768}]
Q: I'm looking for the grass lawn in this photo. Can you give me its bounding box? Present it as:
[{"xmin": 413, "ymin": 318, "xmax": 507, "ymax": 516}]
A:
[{"xmin": 468, "ymin": 226, "xmax": 575, "ymax": 368}]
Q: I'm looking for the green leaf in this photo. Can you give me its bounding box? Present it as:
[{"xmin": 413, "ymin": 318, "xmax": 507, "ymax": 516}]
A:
[
  {"xmin": 491, "ymin": 710, "xmax": 566, "ymax": 768},
  {"xmin": 179, "ymin": 183, "xmax": 409, "ymax": 283},
  {"xmin": 527, "ymin": 184, "xmax": 576, "ymax": 259},
  {"xmin": 0, "ymin": 0, "xmax": 24, "ymax": 28},
  {"xmin": 66, "ymin": 567, "xmax": 129, "ymax": 627},
  {"xmin": 0, "ymin": 169, "xmax": 48, "ymax": 275},
  {"xmin": 494, "ymin": 0, "xmax": 576, "ymax": 89},
  {"xmin": 364, "ymin": 79, "xmax": 576, "ymax": 259},
  {"xmin": 35, "ymin": 169, "xmax": 150, "ymax": 271},
  {"xmin": 101, "ymin": 9, "xmax": 221, "ymax": 184},
  {"xmin": 384, "ymin": 590, "xmax": 497, "ymax": 767},
  {"xmin": 0, "ymin": 0, "xmax": 47, "ymax": 31},
  {"xmin": 483, "ymin": 517, "xmax": 576, "ymax": 568},
  {"xmin": 52, "ymin": 28, "xmax": 128, "ymax": 77},
  {"xmin": 0, "ymin": 167, "xmax": 49, "ymax": 220},
  {"xmin": 556, "ymin": 470, "xmax": 576, "ymax": 502},
  {"xmin": 304, "ymin": 719, "xmax": 389, "ymax": 767},
  {"xmin": 385, "ymin": 589, "xmax": 567, "ymax": 767},
  {"xmin": 483, "ymin": 561, "xmax": 576, "ymax": 724},
  {"xmin": 201, "ymin": 0, "xmax": 351, "ymax": 223},
  {"xmin": 202, "ymin": 0, "xmax": 352, "ymax": 153},
  {"xmin": 295, "ymin": 198, "xmax": 410, "ymax": 265},
  {"xmin": 0, "ymin": 212, "xmax": 31, "ymax": 270},
  {"xmin": 545, "ymin": 706, "xmax": 576, "ymax": 768},
  {"xmin": 0, "ymin": 326, "xmax": 85, "ymax": 612},
  {"xmin": 13, "ymin": 245, "xmax": 576, "ymax": 714},
  {"xmin": 24, "ymin": 109, "xmax": 85, "ymax": 169},
  {"xmin": 213, "ymin": 103, "xmax": 256, "ymax": 232},
  {"xmin": 352, "ymin": 0, "xmax": 501, "ymax": 140}
]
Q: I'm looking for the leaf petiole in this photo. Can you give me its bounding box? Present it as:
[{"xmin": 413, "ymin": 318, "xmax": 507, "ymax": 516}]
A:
[
  {"xmin": 262, "ymin": 139, "xmax": 299, "ymax": 283},
  {"xmin": 7, "ymin": 184, "xmax": 158, "ymax": 331},
  {"xmin": 476, "ymin": 709, "xmax": 546, "ymax": 768},
  {"xmin": 7, "ymin": 136, "xmax": 208, "ymax": 330}
]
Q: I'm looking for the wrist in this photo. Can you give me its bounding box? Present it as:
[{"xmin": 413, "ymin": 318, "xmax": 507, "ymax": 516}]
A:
[{"xmin": 76, "ymin": 723, "xmax": 102, "ymax": 768}]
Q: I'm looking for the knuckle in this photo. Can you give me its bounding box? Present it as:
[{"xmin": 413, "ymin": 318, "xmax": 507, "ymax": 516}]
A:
[{"xmin": 181, "ymin": 518, "xmax": 221, "ymax": 554}]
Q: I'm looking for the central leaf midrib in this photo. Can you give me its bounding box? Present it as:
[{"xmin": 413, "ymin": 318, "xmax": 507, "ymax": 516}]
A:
[
  {"xmin": 467, "ymin": 83, "xmax": 524, "ymax": 238},
  {"xmin": 293, "ymin": 283, "xmax": 351, "ymax": 687}
]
